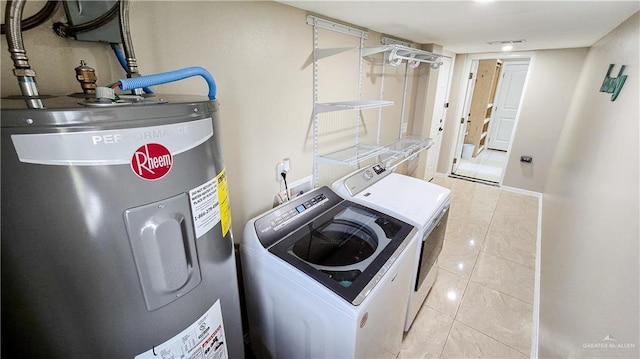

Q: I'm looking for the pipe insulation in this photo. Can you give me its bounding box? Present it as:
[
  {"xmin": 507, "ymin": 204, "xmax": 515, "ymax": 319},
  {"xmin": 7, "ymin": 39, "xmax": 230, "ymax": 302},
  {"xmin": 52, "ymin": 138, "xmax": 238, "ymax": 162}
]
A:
[
  {"xmin": 112, "ymin": 44, "xmax": 153, "ymax": 94},
  {"xmin": 118, "ymin": 67, "xmax": 217, "ymax": 100}
]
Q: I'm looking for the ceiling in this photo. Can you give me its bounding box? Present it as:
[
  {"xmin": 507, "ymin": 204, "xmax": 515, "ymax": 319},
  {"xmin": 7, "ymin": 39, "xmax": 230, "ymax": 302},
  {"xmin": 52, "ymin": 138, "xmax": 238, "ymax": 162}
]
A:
[{"xmin": 278, "ymin": 1, "xmax": 639, "ymax": 54}]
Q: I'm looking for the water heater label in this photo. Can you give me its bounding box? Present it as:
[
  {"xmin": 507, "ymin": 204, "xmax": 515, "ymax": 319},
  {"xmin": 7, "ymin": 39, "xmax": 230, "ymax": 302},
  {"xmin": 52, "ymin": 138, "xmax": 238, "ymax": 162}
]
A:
[
  {"xmin": 189, "ymin": 176, "xmax": 221, "ymax": 239},
  {"xmin": 10, "ymin": 118, "xmax": 213, "ymax": 166},
  {"xmin": 189, "ymin": 169, "xmax": 231, "ymax": 239},
  {"xmin": 131, "ymin": 143, "xmax": 173, "ymax": 180},
  {"xmin": 216, "ymin": 170, "xmax": 232, "ymax": 237},
  {"xmin": 135, "ymin": 299, "xmax": 228, "ymax": 359}
]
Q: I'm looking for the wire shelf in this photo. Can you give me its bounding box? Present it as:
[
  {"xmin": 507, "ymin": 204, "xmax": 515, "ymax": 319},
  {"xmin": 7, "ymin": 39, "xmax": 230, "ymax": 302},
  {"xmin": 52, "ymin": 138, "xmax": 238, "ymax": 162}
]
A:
[
  {"xmin": 318, "ymin": 144, "xmax": 387, "ymax": 166},
  {"xmin": 317, "ymin": 137, "xmax": 434, "ymax": 167},
  {"xmin": 379, "ymin": 136, "xmax": 434, "ymax": 168},
  {"xmin": 315, "ymin": 100, "xmax": 394, "ymax": 114},
  {"xmin": 388, "ymin": 136, "xmax": 433, "ymax": 153},
  {"xmin": 362, "ymin": 44, "xmax": 443, "ymax": 68}
]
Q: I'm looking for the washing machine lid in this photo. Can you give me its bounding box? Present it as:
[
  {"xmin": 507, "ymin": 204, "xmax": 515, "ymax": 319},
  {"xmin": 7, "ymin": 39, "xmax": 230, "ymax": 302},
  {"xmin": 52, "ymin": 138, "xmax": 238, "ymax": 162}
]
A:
[
  {"xmin": 258, "ymin": 187, "xmax": 415, "ymax": 305},
  {"xmin": 335, "ymin": 168, "xmax": 451, "ymax": 229}
]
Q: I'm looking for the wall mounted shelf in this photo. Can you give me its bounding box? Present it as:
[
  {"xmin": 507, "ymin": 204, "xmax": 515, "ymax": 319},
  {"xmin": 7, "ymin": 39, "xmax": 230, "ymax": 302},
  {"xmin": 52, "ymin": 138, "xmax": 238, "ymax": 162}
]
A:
[
  {"xmin": 308, "ymin": 16, "xmax": 437, "ymax": 186},
  {"xmin": 363, "ymin": 44, "xmax": 444, "ymax": 69},
  {"xmin": 379, "ymin": 136, "xmax": 434, "ymax": 169},
  {"xmin": 319, "ymin": 136, "xmax": 434, "ymax": 169},
  {"xmin": 318, "ymin": 144, "xmax": 387, "ymax": 166},
  {"xmin": 315, "ymin": 100, "xmax": 394, "ymax": 114}
]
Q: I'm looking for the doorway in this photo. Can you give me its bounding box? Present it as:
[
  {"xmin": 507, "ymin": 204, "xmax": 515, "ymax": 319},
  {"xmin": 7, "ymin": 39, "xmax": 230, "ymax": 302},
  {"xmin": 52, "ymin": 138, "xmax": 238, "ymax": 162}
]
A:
[{"xmin": 452, "ymin": 56, "xmax": 530, "ymax": 184}]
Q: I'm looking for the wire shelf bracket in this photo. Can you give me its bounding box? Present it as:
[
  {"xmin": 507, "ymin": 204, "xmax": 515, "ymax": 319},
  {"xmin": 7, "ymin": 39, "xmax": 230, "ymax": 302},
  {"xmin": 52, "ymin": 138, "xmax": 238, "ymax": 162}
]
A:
[{"xmin": 306, "ymin": 15, "xmax": 368, "ymax": 39}]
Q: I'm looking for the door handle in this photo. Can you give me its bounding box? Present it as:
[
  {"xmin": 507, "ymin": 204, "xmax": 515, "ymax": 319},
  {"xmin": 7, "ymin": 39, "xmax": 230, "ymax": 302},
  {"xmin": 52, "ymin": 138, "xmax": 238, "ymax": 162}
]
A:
[{"xmin": 438, "ymin": 127, "xmax": 443, "ymax": 132}]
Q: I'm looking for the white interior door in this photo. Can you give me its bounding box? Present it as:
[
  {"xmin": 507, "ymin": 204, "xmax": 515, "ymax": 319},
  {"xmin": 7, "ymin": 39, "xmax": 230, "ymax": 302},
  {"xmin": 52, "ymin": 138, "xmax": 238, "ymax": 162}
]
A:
[
  {"xmin": 487, "ymin": 62, "xmax": 529, "ymax": 151},
  {"xmin": 424, "ymin": 56, "xmax": 453, "ymax": 181}
]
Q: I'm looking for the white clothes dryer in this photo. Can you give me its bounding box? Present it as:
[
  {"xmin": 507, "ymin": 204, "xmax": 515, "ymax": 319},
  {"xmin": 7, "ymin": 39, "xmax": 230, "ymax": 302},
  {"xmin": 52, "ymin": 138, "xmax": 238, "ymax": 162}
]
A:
[
  {"xmin": 333, "ymin": 164, "xmax": 451, "ymax": 331},
  {"xmin": 241, "ymin": 186, "xmax": 419, "ymax": 358}
]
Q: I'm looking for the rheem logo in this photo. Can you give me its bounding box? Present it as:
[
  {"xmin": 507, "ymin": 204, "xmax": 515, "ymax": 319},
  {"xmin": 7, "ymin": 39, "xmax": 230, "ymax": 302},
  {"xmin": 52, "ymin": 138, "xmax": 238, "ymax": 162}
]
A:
[{"xmin": 131, "ymin": 143, "xmax": 173, "ymax": 180}]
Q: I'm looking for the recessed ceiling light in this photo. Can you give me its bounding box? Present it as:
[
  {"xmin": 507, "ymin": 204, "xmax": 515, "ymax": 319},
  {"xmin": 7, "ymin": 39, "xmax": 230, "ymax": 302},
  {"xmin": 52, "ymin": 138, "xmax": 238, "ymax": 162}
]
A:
[{"xmin": 502, "ymin": 45, "xmax": 513, "ymax": 51}]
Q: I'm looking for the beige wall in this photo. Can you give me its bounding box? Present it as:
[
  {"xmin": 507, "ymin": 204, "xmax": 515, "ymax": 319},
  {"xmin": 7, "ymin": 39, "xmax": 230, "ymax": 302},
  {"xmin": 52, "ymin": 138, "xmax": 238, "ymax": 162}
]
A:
[
  {"xmin": 1, "ymin": 1, "xmax": 425, "ymax": 242},
  {"xmin": 410, "ymin": 43, "xmax": 442, "ymax": 180},
  {"xmin": 502, "ymin": 48, "xmax": 589, "ymax": 192},
  {"xmin": 538, "ymin": 12, "xmax": 639, "ymax": 357}
]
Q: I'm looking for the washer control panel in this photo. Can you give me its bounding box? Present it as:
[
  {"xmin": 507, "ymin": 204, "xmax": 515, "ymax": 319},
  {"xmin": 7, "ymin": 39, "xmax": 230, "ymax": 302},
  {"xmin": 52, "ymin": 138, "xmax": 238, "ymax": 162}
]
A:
[
  {"xmin": 270, "ymin": 192, "xmax": 328, "ymax": 231},
  {"xmin": 341, "ymin": 163, "xmax": 390, "ymax": 196},
  {"xmin": 254, "ymin": 186, "xmax": 343, "ymax": 248}
]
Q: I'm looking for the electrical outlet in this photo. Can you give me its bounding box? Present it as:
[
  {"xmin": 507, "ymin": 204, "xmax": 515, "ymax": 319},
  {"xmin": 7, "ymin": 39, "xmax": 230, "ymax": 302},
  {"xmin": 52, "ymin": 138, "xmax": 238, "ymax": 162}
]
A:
[
  {"xmin": 520, "ymin": 156, "xmax": 533, "ymax": 163},
  {"xmin": 276, "ymin": 163, "xmax": 285, "ymax": 181},
  {"xmin": 275, "ymin": 158, "xmax": 291, "ymax": 181}
]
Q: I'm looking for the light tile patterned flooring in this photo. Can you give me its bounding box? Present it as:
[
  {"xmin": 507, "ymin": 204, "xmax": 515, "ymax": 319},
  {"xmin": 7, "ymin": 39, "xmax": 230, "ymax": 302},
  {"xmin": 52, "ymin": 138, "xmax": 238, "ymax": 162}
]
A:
[
  {"xmin": 455, "ymin": 149, "xmax": 508, "ymax": 183},
  {"xmin": 400, "ymin": 176, "xmax": 538, "ymax": 359}
]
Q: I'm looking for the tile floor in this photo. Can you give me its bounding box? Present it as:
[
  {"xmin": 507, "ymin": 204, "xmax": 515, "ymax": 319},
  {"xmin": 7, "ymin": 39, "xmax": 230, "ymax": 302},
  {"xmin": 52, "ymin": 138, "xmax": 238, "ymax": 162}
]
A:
[
  {"xmin": 400, "ymin": 176, "xmax": 539, "ymax": 359},
  {"xmin": 454, "ymin": 149, "xmax": 508, "ymax": 183}
]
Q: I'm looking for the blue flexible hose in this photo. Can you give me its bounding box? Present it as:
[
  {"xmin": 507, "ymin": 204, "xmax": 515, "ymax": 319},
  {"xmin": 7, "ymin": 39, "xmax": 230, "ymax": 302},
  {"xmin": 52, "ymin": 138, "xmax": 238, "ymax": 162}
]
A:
[
  {"xmin": 111, "ymin": 45, "xmax": 153, "ymax": 94},
  {"xmin": 118, "ymin": 66, "xmax": 217, "ymax": 100},
  {"xmin": 112, "ymin": 45, "xmax": 128, "ymax": 71},
  {"xmin": 112, "ymin": 45, "xmax": 153, "ymax": 94}
]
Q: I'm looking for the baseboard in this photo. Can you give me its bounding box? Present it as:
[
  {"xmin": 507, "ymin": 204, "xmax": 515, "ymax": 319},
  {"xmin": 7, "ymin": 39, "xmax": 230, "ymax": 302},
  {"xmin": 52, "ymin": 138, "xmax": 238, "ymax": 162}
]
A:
[
  {"xmin": 448, "ymin": 173, "xmax": 500, "ymax": 187},
  {"xmin": 499, "ymin": 185, "xmax": 542, "ymax": 198},
  {"xmin": 530, "ymin": 194, "xmax": 543, "ymax": 358}
]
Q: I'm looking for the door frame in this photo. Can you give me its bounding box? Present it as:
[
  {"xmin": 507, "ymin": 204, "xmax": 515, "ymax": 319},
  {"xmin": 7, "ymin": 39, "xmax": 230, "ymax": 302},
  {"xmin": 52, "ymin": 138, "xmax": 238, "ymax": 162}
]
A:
[
  {"xmin": 452, "ymin": 59, "xmax": 478, "ymax": 173},
  {"xmin": 424, "ymin": 53, "xmax": 455, "ymax": 181},
  {"xmin": 445, "ymin": 51, "xmax": 536, "ymax": 184}
]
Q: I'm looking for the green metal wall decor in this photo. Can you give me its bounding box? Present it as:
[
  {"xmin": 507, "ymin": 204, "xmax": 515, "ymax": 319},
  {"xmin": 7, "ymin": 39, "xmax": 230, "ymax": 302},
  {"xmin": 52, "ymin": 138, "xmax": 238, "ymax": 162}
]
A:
[{"xmin": 599, "ymin": 64, "xmax": 627, "ymax": 101}]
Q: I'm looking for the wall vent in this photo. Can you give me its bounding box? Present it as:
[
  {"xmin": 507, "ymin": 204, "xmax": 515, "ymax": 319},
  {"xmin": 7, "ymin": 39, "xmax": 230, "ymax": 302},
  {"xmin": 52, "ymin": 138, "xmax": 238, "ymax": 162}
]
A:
[{"xmin": 487, "ymin": 39, "xmax": 526, "ymax": 45}]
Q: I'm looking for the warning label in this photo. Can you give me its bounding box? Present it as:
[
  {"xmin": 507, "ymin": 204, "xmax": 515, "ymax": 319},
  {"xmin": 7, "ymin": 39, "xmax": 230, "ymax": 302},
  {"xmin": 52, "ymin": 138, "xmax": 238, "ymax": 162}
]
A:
[
  {"xmin": 189, "ymin": 169, "xmax": 232, "ymax": 239},
  {"xmin": 216, "ymin": 170, "xmax": 232, "ymax": 237},
  {"xmin": 135, "ymin": 299, "xmax": 228, "ymax": 359},
  {"xmin": 189, "ymin": 177, "xmax": 220, "ymax": 239}
]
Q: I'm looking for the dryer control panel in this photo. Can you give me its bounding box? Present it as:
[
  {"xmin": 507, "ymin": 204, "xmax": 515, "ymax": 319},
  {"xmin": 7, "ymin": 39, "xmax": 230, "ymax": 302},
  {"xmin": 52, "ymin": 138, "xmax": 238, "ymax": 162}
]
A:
[{"xmin": 341, "ymin": 163, "xmax": 390, "ymax": 196}]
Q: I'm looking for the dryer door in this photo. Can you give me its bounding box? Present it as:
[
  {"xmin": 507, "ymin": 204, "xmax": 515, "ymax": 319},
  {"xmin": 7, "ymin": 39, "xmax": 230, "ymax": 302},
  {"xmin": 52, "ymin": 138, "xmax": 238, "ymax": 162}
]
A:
[{"xmin": 415, "ymin": 205, "xmax": 449, "ymax": 291}]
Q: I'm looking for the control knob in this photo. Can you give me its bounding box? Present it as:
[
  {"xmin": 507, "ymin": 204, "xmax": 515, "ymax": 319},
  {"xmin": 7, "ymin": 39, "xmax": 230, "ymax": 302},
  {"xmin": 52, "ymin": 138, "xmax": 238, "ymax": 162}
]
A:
[{"xmin": 363, "ymin": 169, "xmax": 374, "ymax": 180}]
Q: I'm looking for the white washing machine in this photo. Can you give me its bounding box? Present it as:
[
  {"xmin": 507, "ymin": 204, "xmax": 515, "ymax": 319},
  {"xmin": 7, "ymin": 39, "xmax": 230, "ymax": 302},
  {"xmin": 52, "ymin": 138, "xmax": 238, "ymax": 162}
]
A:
[
  {"xmin": 241, "ymin": 186, "xmax": 419, "ymax": 358},
  {"xmin": 333, "ymin": 164, "xmax": 451, "ymax": 331}
]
